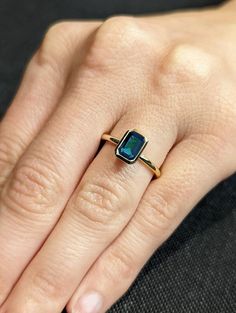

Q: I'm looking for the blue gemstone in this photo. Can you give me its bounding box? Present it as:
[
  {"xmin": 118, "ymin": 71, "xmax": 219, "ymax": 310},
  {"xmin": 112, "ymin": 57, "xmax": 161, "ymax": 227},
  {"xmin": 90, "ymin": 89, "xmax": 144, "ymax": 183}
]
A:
[{"xmin": 115, "ymin": 130, "xmax": 147, "ymax": 163}]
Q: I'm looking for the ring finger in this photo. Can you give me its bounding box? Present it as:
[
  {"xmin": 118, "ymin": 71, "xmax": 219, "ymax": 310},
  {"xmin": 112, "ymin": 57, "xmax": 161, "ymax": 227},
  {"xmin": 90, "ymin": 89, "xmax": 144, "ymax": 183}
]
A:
[{"xmin": 68, "ymin": 132, "xmax": 231, "ymax": 313}]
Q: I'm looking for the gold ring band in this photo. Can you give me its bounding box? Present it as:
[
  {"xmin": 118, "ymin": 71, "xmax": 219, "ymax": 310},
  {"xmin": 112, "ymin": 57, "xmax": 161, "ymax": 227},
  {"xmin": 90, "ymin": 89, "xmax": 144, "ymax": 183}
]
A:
[{"xmin": 101, "ymin": 130, "xmax": 161, "ymax": 179}]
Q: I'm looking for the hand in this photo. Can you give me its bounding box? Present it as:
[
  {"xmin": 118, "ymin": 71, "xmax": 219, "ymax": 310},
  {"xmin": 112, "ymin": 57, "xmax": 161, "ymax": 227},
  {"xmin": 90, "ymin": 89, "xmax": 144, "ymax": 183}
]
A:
[{"xmin": 0, "ymin": 2, "xmax": 236, "ymax": 313}]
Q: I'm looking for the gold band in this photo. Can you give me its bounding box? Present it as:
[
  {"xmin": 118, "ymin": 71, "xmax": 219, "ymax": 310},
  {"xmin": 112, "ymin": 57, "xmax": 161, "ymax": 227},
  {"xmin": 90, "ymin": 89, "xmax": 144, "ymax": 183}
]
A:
[{"xmin": 102, "ymin": 133, "xmax": 161, "ymax": 178}]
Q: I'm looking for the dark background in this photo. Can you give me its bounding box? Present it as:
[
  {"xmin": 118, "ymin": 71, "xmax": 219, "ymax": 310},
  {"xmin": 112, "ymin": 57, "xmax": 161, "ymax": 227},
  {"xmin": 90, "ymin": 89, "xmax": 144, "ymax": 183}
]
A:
[{"xmin": 1, "ymin": 1, "xmax": 236, "ymax": 312}]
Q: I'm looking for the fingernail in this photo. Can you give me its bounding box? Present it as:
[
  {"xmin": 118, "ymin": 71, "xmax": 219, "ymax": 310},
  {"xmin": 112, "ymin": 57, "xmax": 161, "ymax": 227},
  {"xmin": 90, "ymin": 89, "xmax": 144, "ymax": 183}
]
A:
[{"xmin": 73, "ymin": 291, "xmax": 103, "ymax": 313}]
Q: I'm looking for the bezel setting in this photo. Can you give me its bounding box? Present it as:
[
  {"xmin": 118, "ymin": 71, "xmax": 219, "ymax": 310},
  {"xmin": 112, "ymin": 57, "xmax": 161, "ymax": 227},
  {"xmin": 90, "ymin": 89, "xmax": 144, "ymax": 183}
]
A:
[{"xmin": 115, "ymin": 129, "xmax": 148, "ymax": 164}]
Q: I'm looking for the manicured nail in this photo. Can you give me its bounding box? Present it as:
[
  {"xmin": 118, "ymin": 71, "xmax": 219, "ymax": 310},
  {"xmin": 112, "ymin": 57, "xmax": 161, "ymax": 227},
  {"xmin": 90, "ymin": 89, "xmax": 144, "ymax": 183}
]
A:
[{"xmin": 73, "ymin": 291, "xmax": 103, "ymax": 313}]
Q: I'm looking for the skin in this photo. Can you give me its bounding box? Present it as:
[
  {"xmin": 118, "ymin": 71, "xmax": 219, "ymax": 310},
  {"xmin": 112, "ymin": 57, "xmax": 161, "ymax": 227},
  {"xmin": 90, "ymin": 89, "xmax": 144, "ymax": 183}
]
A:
[{"xmin": 0, "ymin": 1, "xmax": 236, "ymax": 312}]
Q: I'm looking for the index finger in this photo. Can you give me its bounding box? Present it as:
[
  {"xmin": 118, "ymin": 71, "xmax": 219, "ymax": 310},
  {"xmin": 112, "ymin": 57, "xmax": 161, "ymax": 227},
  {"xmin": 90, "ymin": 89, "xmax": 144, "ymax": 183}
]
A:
[{"xmin": 0, "ymin": 21, "xmax": 101, "ymax": 306}]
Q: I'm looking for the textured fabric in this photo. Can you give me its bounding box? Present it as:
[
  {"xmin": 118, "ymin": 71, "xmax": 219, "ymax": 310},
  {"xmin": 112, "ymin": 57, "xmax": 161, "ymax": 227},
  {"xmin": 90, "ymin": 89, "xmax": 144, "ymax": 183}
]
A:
[
  {"xmin": 1, "ymin": 1, "xmax": 235, "ymax": 313},
  {"xmin": 110, "ymin": 175, "xmax": 236, "ymax": 312}
]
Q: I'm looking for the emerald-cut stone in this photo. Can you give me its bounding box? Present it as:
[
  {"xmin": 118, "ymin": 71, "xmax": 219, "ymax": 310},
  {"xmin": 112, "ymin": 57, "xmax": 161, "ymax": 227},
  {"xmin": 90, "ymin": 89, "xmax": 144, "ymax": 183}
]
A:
[{"xmin": 115, "ymin": 130, "xmax": 148, "ymax": 164}]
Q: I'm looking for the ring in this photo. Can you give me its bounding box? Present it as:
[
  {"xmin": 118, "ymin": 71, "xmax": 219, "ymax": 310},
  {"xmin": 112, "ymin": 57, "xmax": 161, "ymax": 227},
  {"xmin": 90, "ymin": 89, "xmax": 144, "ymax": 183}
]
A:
[{"xmin": 101, "ymin": 129, "xmax": 161, "ymax": 178}]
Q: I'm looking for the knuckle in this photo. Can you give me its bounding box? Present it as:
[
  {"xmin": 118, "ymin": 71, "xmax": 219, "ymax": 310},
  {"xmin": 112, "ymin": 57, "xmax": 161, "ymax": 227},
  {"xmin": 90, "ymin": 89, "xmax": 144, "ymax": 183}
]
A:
[
  {"xmin": 82, "ymin": 16, "xmax": 152, "ymax": 73},
  {"xmin": 45, "ymin": 21, "xmax": 72, "ymax": 38},
  {"xmin": 2, "ymin": 156, "xmax": 62, "ymax": 216},
  {"xmin": 31, "ymin": 268, "xmax": 63, "ymax": 300},
  {"xmin": 101, "ymin": 15, "xmax": 141, "ymax": 46},
  {"xmin": 139, "ymin": 190, "xmax": 178, "ymax": 233},
  {"xmin": 71, "ymin": 178, "xmax": 126, "ymax": 226},
  {"xmin": 161, "ymin": 43, "xmax": 219, "ymax": 84},
  {"xmin": 99, "ymin": 248, "xmax": 136, "ymax": 285},
  {"xmin": 36, "ymin": 21, "xmax": 76, "ymax": 70}
]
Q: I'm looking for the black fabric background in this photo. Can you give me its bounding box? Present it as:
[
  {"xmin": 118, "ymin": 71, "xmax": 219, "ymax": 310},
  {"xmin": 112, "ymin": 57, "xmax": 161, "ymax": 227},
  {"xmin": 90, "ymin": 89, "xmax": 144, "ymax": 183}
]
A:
[{"xmin": 0, "ymin": 1, "xmax": 236, "ymax": 312}]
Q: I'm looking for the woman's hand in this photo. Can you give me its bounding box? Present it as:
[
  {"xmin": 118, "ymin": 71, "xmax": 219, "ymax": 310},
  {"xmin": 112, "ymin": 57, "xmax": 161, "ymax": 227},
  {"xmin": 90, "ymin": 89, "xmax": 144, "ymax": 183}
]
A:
[{"xmin": 0, "ymin": 2, "xmax": 236, "ymax": 313}]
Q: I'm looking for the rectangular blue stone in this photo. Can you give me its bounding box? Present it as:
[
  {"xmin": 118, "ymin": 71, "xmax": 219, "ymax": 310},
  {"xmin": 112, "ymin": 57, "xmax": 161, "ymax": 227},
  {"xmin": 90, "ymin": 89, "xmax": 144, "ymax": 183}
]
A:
[{"xmin": 115, "ymin": 130, "xmax": 148, "ymax": 164}]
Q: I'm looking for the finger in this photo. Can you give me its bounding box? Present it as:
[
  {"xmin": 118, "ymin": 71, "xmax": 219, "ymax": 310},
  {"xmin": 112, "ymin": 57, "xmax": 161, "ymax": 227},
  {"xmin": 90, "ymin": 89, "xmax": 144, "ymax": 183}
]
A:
[
  {"xmin": 1, "ymin": 111, "xmax": 177, "ymax": 313},
  {"xmin": 0, "ymin": 21, "xmax": 101, "ymax": 305},
  {"xmin": 0, "ymin": 21, "xmax": 87, "ymax": 192},
  {"xmin": 66, "ymin": 133, "xmax": 235, "ymax": 313}
]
